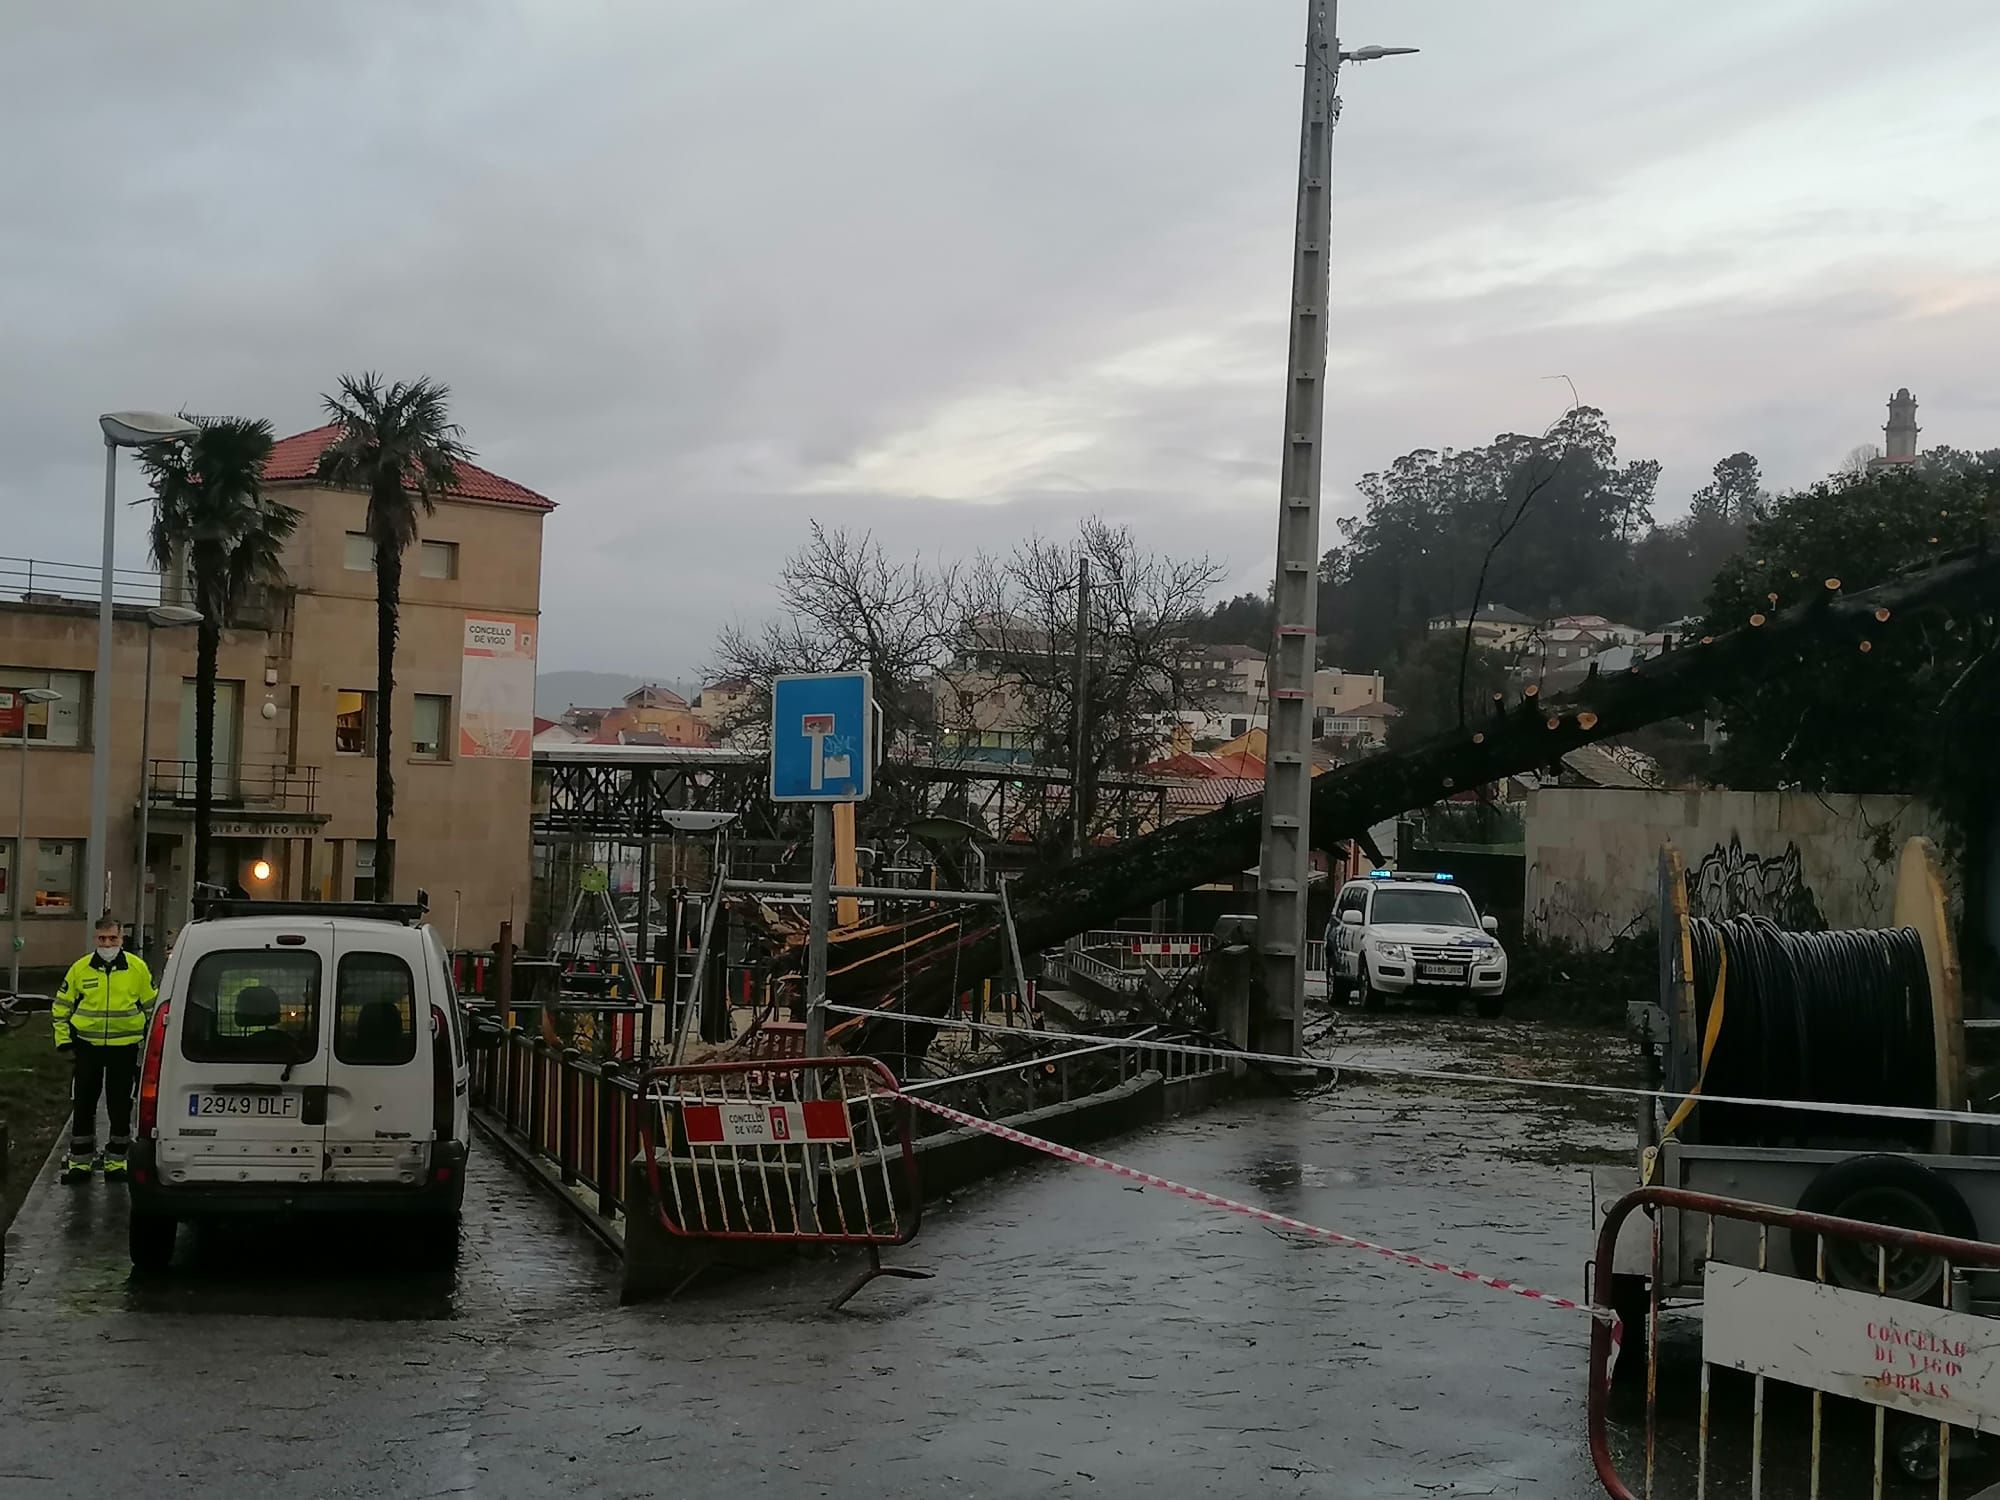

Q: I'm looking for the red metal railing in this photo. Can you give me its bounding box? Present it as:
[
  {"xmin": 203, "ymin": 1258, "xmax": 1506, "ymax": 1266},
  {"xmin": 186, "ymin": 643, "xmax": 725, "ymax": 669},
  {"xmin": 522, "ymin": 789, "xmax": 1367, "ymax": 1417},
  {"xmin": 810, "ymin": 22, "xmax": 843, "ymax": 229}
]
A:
[{"xmin": 1589, "ymin": 1185, "xmax": 2000, "ymax": 1498}]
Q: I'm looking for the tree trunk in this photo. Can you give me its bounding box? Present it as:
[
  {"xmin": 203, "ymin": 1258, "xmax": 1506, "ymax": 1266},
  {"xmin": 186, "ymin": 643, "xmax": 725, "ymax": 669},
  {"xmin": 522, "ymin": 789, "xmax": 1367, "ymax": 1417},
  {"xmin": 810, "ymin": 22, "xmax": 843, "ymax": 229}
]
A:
[
  {"xmin": 374, "ymin": 539, "xmax": 400, "ymax": 899},
  {"xmin": 192, "ymin": 609, "xmax": 221, "ymax": 891},
  {"xmin": 846, "ymin": 547, "xmax": 2000, "ymax": 1060}
]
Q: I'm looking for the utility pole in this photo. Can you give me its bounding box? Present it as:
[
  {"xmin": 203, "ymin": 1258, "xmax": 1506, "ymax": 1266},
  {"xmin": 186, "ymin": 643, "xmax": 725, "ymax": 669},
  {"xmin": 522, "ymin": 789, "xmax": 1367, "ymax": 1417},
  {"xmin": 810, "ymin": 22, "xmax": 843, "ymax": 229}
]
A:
[
  {"xmin": 1255, "ymin": 0, "xmax": 1340, "ymax": 1062},
  {"xmin": 1255, "ymin": 8, "xmax": 1417, "ymax": 1060},
  {"xmin": 1068, "ymin": 554, "xmax": 1091, "ymax": 859}
]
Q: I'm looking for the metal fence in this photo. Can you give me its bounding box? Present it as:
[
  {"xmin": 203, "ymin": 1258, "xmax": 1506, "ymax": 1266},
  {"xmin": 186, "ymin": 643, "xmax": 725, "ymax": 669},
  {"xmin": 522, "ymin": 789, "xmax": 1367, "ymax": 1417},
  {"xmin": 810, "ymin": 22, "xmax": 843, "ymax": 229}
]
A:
[
  {"xmin": 0, "ymin": 555, "xmax": 163, "ymax": 608},
  {"xmin": 1589, "ymin": 1185, "xmax": 2000, "ymax": 1497},
  {"xmin": 470, "ymin": 1023, "xmax": 642, "ymax": 1226},
  {"xmin": 638, "ymin": 1056, "xmax": 928, "ymax": 1308},
  {"xmin": 146, "ymin": 759, "xmax": 319, "ymax": 814}
]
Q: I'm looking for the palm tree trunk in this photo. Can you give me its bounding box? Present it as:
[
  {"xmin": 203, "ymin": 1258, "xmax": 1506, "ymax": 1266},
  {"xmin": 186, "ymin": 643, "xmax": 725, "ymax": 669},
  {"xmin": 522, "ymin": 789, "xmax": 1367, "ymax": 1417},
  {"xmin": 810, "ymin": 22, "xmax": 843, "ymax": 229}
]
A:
[
  {"xmin": 192, "ymin": 610, "xmax": 220, "ymax": 890},
  {"xmin": 373, "ymin": 540, "xmax": 400, "ymax": 898}
]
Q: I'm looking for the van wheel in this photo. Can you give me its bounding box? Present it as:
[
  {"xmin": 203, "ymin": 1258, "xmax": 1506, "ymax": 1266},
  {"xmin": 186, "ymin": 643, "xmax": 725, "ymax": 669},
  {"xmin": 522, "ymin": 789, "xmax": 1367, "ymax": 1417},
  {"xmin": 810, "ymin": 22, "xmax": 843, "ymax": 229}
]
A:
[
  {"xmin": 419, "ymin": 1213, "xmax": 462, "ymax": 1267},
  {"xmin": 129, "ymin": 1211, "xmax": 177, "ymax": 1272},
  {"xmin": 1791, "ymin": 1154, "xmax": 1974, "ymax": 1300}
]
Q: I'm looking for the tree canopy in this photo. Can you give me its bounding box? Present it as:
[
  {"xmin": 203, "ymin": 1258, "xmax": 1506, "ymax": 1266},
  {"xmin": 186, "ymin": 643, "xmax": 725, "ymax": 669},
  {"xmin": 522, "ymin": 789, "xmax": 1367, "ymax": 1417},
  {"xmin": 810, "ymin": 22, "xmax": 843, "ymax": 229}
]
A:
[
  {"xmin": 1702, "ymin": 449, "xmax": 2000, "ymax": 820},
  {"xmin": 1318, "ymin": 407, "xmax": 1660, "ymax": 669}
]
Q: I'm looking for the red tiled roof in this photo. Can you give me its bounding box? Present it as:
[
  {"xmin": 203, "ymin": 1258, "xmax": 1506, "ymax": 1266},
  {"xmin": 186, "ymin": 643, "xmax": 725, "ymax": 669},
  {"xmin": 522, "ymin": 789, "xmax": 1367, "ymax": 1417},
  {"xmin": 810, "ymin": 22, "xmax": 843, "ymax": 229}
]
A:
[
  {"xmin": 1166, "ymin": 777, "xmax": 1266, "ymax": 808},
  {"xmin": 262, "ymin": 424, "xmax": 556, "ymax": 512},
  {"xmin": 1142, "ymin": 751, "xmax": 1267, "ymax": 780}
]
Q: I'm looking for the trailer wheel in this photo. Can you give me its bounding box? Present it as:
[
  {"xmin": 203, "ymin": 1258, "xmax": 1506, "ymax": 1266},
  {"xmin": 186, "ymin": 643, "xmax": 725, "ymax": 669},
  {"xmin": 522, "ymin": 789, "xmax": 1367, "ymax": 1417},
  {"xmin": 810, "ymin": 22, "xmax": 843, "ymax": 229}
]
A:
[
  {"xmin": 1609, "ymin": 1274, "xmax": 1651, "ymax": 1384},
  {"xmin": 1791, "ymin": 1154, "xmax": 1974, "ymax": 1301}
]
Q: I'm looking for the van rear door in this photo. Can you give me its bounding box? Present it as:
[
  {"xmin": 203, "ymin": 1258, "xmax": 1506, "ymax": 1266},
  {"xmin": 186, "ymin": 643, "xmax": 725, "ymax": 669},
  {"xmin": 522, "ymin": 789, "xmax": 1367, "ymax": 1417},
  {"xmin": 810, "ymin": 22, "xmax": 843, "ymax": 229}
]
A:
[
  {"xmin": 323, "ymin": 934, "xmax": 433, "ymax": 1186},
  {"xmin": 156, "ymin": 930, "xmax": 332, "ymax": 1185}
]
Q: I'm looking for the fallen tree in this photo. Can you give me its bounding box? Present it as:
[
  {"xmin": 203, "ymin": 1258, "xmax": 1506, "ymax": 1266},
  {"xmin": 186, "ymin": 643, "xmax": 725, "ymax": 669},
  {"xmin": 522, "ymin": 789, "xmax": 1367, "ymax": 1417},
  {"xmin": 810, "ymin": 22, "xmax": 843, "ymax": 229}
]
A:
[{"xmin": 836, "ymin": 547, "xmax": 1999, "ymax": 1057}]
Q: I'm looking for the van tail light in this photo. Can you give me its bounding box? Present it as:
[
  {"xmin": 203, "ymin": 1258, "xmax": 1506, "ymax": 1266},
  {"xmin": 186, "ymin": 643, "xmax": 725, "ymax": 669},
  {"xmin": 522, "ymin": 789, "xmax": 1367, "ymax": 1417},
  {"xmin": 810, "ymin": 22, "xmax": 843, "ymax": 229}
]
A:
[
  {"xmin": 137, "ymin": 1002, "xmax": 171, "ymax": 1139},
  {"xmin": 430, "ymin": 1004, "xmax": 453, "ymax": 1143}
]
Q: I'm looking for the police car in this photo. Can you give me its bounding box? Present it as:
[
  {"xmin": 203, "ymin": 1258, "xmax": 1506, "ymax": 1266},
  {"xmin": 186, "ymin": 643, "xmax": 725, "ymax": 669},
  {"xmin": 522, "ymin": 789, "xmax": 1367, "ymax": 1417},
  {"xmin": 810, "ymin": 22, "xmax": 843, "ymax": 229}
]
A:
[{"xmin": 1325, "ymin": 870, "xmax": 1509, "ymax": 1016}]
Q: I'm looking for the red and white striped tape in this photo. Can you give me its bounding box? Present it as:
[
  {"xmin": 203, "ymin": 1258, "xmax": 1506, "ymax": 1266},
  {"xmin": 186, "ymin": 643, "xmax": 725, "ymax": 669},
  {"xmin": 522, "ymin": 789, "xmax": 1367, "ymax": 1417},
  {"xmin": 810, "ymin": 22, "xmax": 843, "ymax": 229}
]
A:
[{"xmin": 897, "ymin": 1089, "xmax": 1617, "ymax": 1337}]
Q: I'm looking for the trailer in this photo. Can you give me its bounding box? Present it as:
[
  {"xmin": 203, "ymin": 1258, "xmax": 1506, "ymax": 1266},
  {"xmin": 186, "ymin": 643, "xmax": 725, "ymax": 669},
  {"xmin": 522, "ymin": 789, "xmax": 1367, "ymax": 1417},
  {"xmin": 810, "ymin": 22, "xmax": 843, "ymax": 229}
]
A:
[{"xmin": 1591, "ymin": 837, "xmax": 2000, "ymax": 1333}]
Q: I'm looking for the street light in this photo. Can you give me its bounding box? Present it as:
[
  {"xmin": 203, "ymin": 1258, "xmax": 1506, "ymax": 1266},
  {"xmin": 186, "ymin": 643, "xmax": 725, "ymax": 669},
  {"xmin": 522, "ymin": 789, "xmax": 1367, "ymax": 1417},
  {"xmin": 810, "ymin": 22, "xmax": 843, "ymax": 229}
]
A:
[
  {"xmin": 8, "ymin": 687, "xmax": 64, "ymax": 998},
  {"xmin": 132, "ymin": 604, "xmax": 202, "ymax": 958},
  {"xmin": 1256, "ymin": 5, "xmax": 1420, "ymax": 1062},
  {"xmin": 90, "ymin": 411, "xmax": 201, "ymax": 926}
]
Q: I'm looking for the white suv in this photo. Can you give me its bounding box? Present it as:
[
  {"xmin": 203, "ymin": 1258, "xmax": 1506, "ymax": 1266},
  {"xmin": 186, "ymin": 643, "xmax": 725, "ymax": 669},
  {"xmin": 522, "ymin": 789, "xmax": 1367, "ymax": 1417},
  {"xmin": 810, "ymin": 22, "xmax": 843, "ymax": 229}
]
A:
[
  {"xmin": 127, "ymin": 898, "xmax": 475, "ymax": 1270},
  {"xmin": 1326, "ymin": 873, "xmax": 1509, "ymax": 1016}
]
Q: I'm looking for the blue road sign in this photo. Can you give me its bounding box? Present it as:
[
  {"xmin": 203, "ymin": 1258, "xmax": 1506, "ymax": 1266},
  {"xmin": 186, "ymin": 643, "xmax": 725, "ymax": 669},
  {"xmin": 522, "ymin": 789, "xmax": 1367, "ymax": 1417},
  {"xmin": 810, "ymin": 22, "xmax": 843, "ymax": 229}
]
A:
[{"xmin": 770, "ymin": 672, "xmax": 874, "ymax": 802}]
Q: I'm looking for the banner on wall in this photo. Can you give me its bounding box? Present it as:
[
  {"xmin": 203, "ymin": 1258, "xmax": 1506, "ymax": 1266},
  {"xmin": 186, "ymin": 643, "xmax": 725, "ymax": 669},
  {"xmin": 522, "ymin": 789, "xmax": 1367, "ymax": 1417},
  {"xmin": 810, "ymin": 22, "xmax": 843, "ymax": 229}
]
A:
[{"xmin": 459, "ymin": 614, "xmax": 538, "ymax": 759}]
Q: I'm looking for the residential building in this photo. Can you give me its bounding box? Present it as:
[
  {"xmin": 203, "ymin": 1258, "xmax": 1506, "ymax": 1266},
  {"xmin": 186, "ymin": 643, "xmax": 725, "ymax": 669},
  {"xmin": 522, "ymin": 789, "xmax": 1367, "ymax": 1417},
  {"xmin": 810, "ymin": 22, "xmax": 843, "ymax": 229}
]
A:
[
  {"xmin": 1516, "ymin": 614, "xmax": 1645, "ymax": 682},
  {"xmin": 1320, "ymin": 699, "xmax": 1400, "ymax": 746},
  {"xmin": 0, "ymin": 422, "xmax": 553, "ymax": 969},
  {"xmin": 1314, "ymin": 666, "xmax": 1385, "ymax": 717},
  {"xmin": 1426, "ymin": 603, "xmax": 1535, "ymax": 652},
  {"xmin": 692, "ymin": 676, "xmax": 753, "ymax": 730},
  {"xmin": 553, "ymin": 685, "xmax": 711, "ymax": 748},
  {"xmin": 1174, "ymin": 643, "xmax": 1267, "ymax": 743}
]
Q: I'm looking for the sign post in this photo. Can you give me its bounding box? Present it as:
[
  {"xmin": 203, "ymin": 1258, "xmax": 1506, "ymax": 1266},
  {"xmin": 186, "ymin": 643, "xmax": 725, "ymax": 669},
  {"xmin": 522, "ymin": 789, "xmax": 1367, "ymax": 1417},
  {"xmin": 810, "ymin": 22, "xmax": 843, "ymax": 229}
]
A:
[{"xmin": 769, "ymin": 673, "xmax": 874, "ymax": 1061}]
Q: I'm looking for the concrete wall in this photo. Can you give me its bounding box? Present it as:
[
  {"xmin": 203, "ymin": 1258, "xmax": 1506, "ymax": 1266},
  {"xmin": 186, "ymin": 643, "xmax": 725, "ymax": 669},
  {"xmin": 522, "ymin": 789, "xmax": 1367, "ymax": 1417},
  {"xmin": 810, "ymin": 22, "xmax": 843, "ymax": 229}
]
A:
[{"xmin": 1524, "ymin": 788, "xmax": 1944, "ymax": 949}]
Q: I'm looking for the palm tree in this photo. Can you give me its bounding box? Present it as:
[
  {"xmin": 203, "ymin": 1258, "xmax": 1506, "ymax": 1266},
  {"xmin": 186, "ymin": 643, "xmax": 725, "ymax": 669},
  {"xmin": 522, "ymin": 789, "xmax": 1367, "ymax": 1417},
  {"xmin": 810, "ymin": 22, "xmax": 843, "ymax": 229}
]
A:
[
  {"xmin": 315, "ymin": 374, "xmax": 470, "ymax": 897},
  {"xmin": 143, "ymin": 417, "xmax": 299, "ymax": 889}
]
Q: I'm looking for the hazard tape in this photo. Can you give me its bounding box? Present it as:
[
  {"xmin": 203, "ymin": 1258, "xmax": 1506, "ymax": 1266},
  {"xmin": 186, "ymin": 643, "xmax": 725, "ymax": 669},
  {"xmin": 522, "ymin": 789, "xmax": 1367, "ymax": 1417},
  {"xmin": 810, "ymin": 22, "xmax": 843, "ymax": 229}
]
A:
[
  {"xmin": 830, "ymin": 1004, "xmax": 2000, "ymax": 1130},
  {"xmin": 895, "ymin": 1088, "xmax": 1617, "ymax": 1335}
]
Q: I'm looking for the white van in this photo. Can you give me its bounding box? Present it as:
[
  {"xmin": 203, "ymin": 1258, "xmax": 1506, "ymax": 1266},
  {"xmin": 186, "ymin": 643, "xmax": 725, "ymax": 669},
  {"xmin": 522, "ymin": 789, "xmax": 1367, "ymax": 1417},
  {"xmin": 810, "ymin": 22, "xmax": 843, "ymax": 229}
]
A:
[{"xmin": 127, "ymin": 898, "xmax": 475, "ymax": 1270}]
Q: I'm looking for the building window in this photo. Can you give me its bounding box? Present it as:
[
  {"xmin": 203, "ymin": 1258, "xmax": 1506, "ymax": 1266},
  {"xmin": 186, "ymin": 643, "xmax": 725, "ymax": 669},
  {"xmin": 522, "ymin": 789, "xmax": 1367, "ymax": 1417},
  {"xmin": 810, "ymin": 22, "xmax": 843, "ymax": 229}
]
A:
[
  {"xmin": 1230, "ymin": 717, "xmax": 1249, "ymax": 738},
  {"xmin": 335, "ymin": 690, "xmax": 374, "ymax": 755},
  {"xmin": 411, "ymin": 694, "xmax": 449, "ymax": 760},
  {"xmin": 0, "ymin": 669, "xmax": 89, "ymax": 746},
  {"xmin": 31, "ymin": 839, "xmax": 80, "ymax": 915},
  {"xmin": 418, "ymin": 540, "xmax": 459, "ymax": 580},
  {"xmin": 343, "ymin": 532, "xmax": 373, "ymax": 572},
  {"xmin": 353, "ymin": 840, "xmax": 381, "ymax": 902}
]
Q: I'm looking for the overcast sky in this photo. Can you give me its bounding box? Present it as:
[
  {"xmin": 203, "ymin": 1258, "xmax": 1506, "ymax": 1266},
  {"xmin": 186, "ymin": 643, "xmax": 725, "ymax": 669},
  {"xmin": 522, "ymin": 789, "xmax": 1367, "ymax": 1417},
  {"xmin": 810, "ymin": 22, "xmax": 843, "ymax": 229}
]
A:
[{"xmin": 4, "ymin": 2, "xmax": 1996, "ymax": 676}]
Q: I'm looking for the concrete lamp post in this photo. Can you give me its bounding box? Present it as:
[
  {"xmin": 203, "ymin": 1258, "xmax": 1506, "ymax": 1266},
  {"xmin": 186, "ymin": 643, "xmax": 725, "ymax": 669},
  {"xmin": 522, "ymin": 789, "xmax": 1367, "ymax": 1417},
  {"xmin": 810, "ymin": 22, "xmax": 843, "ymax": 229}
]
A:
[
  {"xmin": 1255, "ymin": 5, "xmax": 1419, "ymax": 1060},
  {"xmin": 9, "ymin": 686, "xmax": 65, "ymax": 997},
  {"xmin": 133, "ymin": 604, "xmax": 203, "ymax": 958},
  {"xmin": 89, "ymin": 411, "xmax": 200, "ymax": 927}
]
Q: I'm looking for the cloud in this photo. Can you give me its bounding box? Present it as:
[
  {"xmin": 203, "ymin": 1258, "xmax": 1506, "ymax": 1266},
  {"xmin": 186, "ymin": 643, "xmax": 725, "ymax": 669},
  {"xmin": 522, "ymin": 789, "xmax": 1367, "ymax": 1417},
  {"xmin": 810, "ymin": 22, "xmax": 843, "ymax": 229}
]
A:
[{"xmin": 2, "ymin": 1, "xmax": 1996, "ymax": 679}]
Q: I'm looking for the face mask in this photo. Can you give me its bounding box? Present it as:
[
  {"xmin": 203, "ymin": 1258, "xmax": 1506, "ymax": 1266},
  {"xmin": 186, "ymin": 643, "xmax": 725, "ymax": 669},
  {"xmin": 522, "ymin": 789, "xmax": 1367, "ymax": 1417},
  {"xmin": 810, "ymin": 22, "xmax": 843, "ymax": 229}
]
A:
[{"xmin": 96, "ymin": 943, "xmax": 121, "ymax": 962}]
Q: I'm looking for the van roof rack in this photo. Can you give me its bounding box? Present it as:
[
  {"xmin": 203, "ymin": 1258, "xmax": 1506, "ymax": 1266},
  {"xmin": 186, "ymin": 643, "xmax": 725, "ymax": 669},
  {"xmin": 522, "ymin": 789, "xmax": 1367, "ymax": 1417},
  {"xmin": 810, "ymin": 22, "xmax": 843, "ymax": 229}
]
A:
[{"xmin": 193, "ymin": 888, "xmax": 430, "ymax": 925}]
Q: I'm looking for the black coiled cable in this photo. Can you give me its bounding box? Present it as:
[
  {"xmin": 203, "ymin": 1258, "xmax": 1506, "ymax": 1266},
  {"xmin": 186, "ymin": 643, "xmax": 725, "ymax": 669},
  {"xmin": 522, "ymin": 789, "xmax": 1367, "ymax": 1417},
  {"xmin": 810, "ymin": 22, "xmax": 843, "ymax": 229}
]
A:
[{"xmin": 1684, "ymin": 915, "xmax": 1934, "ymax": 1147}]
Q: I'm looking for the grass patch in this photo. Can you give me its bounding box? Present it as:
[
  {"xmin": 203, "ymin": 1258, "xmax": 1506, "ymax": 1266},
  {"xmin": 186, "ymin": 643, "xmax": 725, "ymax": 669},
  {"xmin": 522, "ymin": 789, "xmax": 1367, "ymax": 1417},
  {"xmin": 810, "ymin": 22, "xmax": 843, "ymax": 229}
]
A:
[{"xmin": 1, "ymin": 1022, "xmax": 72, "ymax": 1231}]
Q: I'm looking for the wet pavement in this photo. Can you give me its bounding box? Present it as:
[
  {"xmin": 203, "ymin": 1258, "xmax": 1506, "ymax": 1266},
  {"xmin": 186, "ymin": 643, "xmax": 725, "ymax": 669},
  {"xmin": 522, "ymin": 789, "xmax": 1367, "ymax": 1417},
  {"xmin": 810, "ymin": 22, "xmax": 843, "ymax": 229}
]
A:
[{"xmin": 2, "ymin": 1011, "xmax": 1976, "ymax": 1497}]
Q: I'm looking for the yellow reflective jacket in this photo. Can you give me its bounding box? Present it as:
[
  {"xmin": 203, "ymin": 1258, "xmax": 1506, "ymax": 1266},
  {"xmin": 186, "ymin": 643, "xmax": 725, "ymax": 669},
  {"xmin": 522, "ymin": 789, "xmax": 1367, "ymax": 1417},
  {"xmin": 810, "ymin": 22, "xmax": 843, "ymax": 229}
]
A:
[{"xmin": 52, "ymin": 951, "xmax": 157, "ymax": 1047}]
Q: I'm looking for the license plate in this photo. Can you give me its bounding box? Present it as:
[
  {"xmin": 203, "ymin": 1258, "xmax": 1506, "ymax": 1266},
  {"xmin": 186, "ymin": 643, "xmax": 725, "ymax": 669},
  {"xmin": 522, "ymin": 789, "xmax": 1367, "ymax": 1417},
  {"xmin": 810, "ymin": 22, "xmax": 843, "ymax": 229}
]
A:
[
  {"xmin": 1417, "ymin": 963, "xmax": 1466, "ymax": 980},
  {"xmin": 188, "ymin": 1091, "xmax": 300, "ymax": 1119}
]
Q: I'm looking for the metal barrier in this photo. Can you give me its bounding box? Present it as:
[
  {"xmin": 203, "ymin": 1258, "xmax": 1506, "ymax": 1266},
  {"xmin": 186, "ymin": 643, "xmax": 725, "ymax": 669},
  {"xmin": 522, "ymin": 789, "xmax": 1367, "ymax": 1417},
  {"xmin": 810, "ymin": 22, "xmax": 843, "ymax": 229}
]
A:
[
  {"xmin": 638, "ymin": 1057, "xmax": 927, "ymax": 1308},
  {"xmin": 1589, "ymin": 1186, "xmax": 2000, "ymax": 1497},
  {"xmin": 470, "ymin": 1025, "xmax": 641, "ymax": 1228},
  {"xmin": 1072, "ymin": 930, "xmax": 1214, "ymax": 970}
]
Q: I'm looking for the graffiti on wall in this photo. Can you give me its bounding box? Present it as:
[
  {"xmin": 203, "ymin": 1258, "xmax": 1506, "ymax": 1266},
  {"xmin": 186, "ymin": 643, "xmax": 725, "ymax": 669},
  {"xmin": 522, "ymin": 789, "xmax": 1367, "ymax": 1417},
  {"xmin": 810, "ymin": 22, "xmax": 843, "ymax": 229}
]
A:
[
  {"xmin": 1684, "ymin": 834, "xmax": 1826, "ymax": 931},
  {"xmin": 1530, "ymin": 867, "xmax": 1632, "ymax": 950}
]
